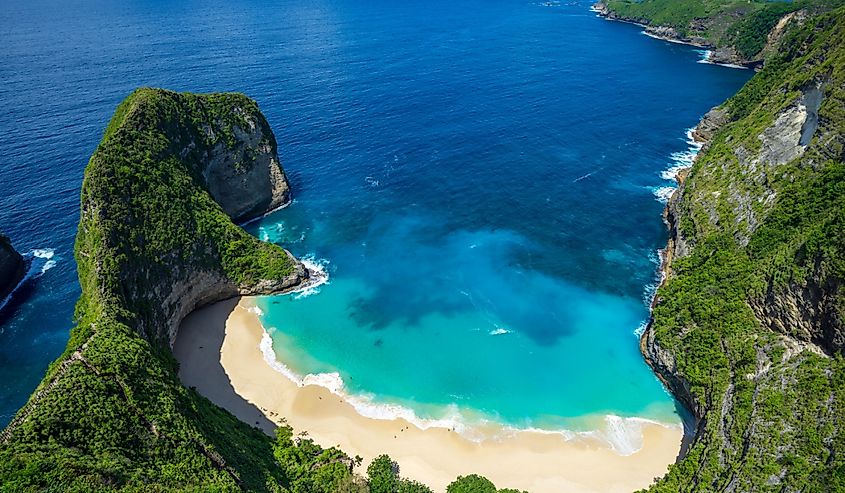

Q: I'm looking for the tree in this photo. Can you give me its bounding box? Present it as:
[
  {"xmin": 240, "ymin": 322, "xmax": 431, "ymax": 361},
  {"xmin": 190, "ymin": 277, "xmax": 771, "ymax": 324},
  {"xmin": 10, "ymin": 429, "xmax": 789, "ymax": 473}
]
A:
[
  {"xmin": 367, "ymin": 454, "xmax": 399, "ymax": 493},
  {"xmin": 446, "ymin": 474, "xmax": 497, "ymax": 493},
  {"xmin": 398, "ymin": 478, "xmax": 434, "ymax": 493}
]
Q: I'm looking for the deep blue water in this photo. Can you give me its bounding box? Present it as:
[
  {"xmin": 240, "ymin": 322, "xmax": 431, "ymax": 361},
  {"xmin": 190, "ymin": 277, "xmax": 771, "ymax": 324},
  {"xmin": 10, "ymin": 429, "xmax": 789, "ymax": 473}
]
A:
[{"xmin": 0, "ymin": 0, "xmax": 751, "ymax": 430}]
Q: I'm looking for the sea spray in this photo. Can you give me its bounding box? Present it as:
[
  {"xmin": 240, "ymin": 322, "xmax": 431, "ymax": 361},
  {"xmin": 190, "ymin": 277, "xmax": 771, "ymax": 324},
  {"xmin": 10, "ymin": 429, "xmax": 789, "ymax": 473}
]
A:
[
  {"xmin": 637, "ymin": 248, "xmax": 665, "ymax": 334},
  {"xmin": 253, "ymin": 303, "xmax": 676, "ymax": 453},
  {"xmin": 651, "ymin": 186, "xmax": 677, "ymax": 204},
  {"xmin": 493, "ymin": 415, "xmax": 681, "ymax": 456},
  {"xmin": 651, "ymin": 128, "xmax": 704, "ymax": 203},
  {"xmin": 695, "ymin": 50, "xmax": 750, "ymax": 70},
  {"xmin": 294, "ymin": 255, "xmax": 331, "ymax": 299}
]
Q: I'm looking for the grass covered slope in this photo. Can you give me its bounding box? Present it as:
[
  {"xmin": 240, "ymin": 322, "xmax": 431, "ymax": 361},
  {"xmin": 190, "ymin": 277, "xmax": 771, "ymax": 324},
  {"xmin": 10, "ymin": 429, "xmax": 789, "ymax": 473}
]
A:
[
  {"xmin": 643, "ymin": 8, "xmax": 845, "ymax": 492},
  {"xmin": 0, "ymin": 88, "xmax": 310, "ymax": 491}
]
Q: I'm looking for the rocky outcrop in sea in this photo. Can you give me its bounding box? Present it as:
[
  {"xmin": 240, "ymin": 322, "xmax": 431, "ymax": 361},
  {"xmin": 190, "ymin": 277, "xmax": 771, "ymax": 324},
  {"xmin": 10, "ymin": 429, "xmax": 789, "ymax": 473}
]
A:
[{"xmin": 0, "ymin": 233, "xmax": 25, "ymax": 301}]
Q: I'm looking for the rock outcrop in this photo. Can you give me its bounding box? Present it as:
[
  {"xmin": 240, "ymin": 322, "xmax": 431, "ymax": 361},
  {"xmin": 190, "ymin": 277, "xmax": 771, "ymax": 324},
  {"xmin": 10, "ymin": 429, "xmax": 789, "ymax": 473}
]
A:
[
  {"xmin": 750, "ymin": 261, "xmax": 844, "ymax": 355},
  {"xmin": 0, "ymin": 233, "xmax": 25, "ymax": 301},
  {"xmin": 201, "ymin": 108, "xmax": 291, "ymax": 223},
  {"xmin": 690, "ymin": 107, "xmax": 730, "ymax": 144}
]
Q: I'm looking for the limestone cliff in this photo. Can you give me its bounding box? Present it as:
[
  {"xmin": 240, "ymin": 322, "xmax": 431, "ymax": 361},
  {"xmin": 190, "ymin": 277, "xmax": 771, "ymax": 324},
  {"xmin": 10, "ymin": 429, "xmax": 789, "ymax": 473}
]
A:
[
  {"xmin": 0, "ymin": 232, "xmax": 25, "ymax": 301},
  {"xmin": 641, "ymin": 9, "xmax": 845, "ymax": 491},
  {"xmin": 0, "ymin": 88, "xmax": 312, "ymax": 490},
  {"xmin": 201, "ymin": 106, "xmax": 291, "ymax": 223}
]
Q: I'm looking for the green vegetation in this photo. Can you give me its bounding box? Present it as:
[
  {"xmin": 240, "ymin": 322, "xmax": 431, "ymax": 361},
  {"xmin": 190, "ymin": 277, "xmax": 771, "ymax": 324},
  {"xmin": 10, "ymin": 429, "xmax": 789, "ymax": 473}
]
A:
[
  {"xmin": 4, "ymin": 2, "xmax": 845, "ymax": 491},
  {"xmin": 729, "ymin": 2, "xmax": 795, "ymax": 58},
  {"xmin": 640, "ymin": 7, "xmax": 845, "ymax": 492},
  {"xmin": 365, "ymin": 454, "xmax": 433, "ymax": 493},
  {"xmin": 601, "ymin": 0, "xmax": 845, "ymax": 61},
  {"xmin": 0, "ymin": 88, "xmax": 507, "ymax": 492},
  {"xmin": 272, "ymin": 424, "xmax": 363, "ymax": 493},
  {"xmin": 0, "ymin": 88, "xmax": 304, "ymax": 492},
  {"xmin": 445, "ymin": 475, "xmax": 526, "ymax": 493}
]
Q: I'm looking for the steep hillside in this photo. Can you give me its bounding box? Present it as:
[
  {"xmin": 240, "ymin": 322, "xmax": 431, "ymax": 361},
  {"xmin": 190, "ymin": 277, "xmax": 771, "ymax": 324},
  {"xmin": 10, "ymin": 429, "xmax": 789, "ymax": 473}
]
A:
[
  {"xmin": 643, "ymin": 8, "xmax": 845, "ymax": 492},
  {"xmin": 0, "ymin": 88, "xmax": 317, "ymax": 491}
]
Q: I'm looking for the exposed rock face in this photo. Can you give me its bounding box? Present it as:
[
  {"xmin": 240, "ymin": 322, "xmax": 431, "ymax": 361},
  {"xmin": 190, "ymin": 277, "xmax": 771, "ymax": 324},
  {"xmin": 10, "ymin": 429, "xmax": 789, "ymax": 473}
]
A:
[
  {"xmin": 750, "ymin": 261, "xmax": 844, "ymax": 355},
  {"xmin": 161, "ymin": 253, "xmax": 308, "ymax": 347},
  {"xmin": 641, "ymin": 113, "xmax": 723, "ymax": 444},
  {"xmin": 707, "ymin": 46, "xmax": 748, "ymax": 67},
  {"xmin": 757, "ymin": 84, "xmax": 823, "ymax": 166},
  {"xmin": 691, "ymin": 107, "xmax": 730, "ymax": 144},
  {"xmin": 738, "ymin": 82, "xmax": 837, "ymax": 355},
  {"xmin": 673, "ymin": 83, "xmax": 826, "ymax": 254},
  {"xmin": 98, "ymin": 90, "xmax": 309, "ymax": 345},
  {"xmin": 201, "ymin": 109, "xmax": 291, "ymax": 223},
  {"xmin": 662, "ymin": 107, "xmax": 730, "ymax": 261},
  {"xmin": 760, "ymin": 10, "xmax": 806, "ymax": 61},
  {"xmin": 0, "ymin": 233, "xmax": 25, "ymax": 301}
]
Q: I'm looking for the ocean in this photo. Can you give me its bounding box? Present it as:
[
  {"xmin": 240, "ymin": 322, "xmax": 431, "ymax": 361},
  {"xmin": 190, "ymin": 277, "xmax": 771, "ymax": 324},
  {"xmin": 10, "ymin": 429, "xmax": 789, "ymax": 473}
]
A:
[{"xmin": 0, "ymin": 0, "xmax": 751, "ymax": 441}]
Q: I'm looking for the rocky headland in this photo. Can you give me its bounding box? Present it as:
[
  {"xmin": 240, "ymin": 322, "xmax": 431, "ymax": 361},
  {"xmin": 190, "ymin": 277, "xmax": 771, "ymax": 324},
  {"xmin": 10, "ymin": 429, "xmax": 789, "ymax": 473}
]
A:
[
  {"xmin": 3, "ymin": 3, "xmax": 845, "ymax": 491},
  {"xmin": 0, "ymin": 88, "xmax": 320, "ymax": 490}
]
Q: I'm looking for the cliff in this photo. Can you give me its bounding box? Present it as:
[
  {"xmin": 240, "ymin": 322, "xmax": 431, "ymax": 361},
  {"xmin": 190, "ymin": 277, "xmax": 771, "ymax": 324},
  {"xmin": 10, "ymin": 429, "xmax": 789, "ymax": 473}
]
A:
[
  {"xmin": 0, "ymin": 88, "xmax": 314, "ymax": 490},
  {"xmin": 641, "ymin": 8, "xmax": 845, "ymax": 492},
  {"xmin": 593, "ymin": 0, "xmax": 842, "ymax": 67},
  {"xmin": 0, "ymin": 232, "xmax": 26, "ymax": 301}
]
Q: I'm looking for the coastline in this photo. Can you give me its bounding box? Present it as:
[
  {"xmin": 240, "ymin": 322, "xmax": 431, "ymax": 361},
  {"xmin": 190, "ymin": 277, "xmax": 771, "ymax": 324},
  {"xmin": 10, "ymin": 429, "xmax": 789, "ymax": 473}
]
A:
[
  {"xmin": 591, "ymin": 4, "xmax": 709, "ymax": 50},
  {"xmin": 592, "ymin": 3, "xmax": 756, "ymax": 69},
  {"xmin": 639, "ymin": 124, "xmax": 708, "ymax": 458},
  {"xmin": 174, "ymin": 297, "xmax": 684, "ymax": 493}
]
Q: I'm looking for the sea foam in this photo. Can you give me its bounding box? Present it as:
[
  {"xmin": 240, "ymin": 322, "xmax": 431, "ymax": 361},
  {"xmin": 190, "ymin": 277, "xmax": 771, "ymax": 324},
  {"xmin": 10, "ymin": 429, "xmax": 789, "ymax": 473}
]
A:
[
  {"xmin": 496, "ymin": 414, "xmax": 680, "ymax": 456},
  {"xmin": 695, "ymin": 50, "xmax": 749, "ymax": 70},
  {"xmin": 651, "ymin": 186, "xmax": 676, "ymax": 204},
  {"xmin": 257, "ymin": 327, "xmax": 474, "ymax": 436},
  {"xmin": 293, "ymin": 254, "xmax": 330, "ymax": 299},
  {"xmin": 651, "ymin": 128, "xmax": 705, "ymax": 203},
  {"xmin": 255, "ymin": 314, "xmax": 675, "ymax": 454},
  {"xmin": 238, "ymin": 198, "xmax": 294, "ymax": 227}
]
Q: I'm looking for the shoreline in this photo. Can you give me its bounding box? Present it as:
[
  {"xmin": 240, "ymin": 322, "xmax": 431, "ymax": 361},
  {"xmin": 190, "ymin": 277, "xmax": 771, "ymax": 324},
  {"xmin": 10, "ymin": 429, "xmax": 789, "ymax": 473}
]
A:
[
  {"xmin": 639, "ymin": 124, "xmax": 708, "ymax": 458},
  {"xmin": 174, "ymin": 297, "xmax": 684, "ymax": 493},
  {"xmin": 592, "ymin": 3, "xmax": 756, "ymax": 70},
  {"xmin": 591, "ymin": 5, "xmax": 708, "ymax": 49}
]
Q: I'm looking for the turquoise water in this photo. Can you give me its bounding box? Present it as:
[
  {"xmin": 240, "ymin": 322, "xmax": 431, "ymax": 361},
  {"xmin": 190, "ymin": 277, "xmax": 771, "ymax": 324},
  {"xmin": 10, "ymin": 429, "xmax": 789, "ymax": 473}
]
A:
[
  {"xmin": 238, "ymin": 0, "xmax": 752, "ymax": 435},
  {"xmin": 0, "ymin": 0, "xmax": 751, "ymax": 432}
]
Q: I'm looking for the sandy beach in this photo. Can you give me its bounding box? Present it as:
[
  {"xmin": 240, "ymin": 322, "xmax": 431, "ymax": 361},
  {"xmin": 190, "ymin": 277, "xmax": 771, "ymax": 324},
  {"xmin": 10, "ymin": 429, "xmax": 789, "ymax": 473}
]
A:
[{"xmin": 173, "ymin": 297, "xmax": 684, "ymax": 493}]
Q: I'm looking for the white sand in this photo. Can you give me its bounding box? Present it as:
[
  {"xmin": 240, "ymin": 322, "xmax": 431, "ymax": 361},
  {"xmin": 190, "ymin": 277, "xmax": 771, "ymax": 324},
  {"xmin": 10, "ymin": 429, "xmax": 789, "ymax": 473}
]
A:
[{"xmin": 173, "ymin": 297, "xmax": 683, "ymax": 493}]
